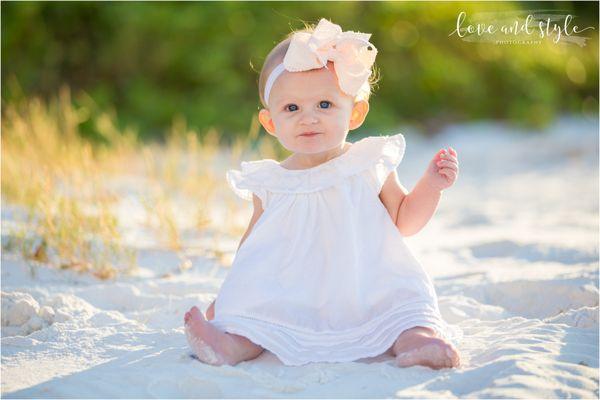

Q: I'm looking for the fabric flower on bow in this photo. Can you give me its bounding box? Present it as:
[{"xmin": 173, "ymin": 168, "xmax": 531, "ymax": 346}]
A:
[{"xmin": 264, "ymin": 18, "xmax": 378, "ymax": 105}]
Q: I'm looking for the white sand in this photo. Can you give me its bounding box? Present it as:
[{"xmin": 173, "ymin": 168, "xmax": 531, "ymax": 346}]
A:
[{"xmin": 2, "ymin": 117, "xmax": 598, "ymax": 398}]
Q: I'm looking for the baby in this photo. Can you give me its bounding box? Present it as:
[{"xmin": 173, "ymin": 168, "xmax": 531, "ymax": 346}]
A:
[{"xmin": 184, "ymin": 18, "xmax": 461, "ymax": 369}]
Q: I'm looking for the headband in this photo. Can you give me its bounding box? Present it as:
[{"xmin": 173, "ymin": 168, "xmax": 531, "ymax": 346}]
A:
[{"xmin": 263, "ymin": 18, "xmax": 378, "ymax": 107}]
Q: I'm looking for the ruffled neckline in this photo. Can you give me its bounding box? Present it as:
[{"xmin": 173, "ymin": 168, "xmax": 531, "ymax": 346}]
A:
[
  {"xmin": 256, "ymin": 139, "xmax": 361, "ymax": 175},
  {"xmin": 226, "ymin": 133, "xmax": 406, "ymax": 197}
]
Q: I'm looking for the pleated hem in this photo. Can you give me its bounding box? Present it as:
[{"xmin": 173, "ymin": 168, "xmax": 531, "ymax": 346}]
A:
[{"xmin": 211, "ymin": 304, "xmax": 461, "ymax": 366}]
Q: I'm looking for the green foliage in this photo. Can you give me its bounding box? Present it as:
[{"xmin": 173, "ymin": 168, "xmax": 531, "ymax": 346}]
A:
[{"xmin": 2, "ymin": 2, "xmax": 598, "ymax": 140}]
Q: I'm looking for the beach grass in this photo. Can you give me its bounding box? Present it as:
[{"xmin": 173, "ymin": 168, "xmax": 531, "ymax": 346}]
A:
[{"xmin": 1, "ymin": 87, "xmax": 285, "ymax": 279}]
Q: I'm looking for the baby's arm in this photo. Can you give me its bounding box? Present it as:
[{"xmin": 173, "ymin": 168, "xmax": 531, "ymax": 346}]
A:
[
  {"xmin": 206, "ymin": 193, "xmax": 264, "ymax": 320},
  {"xmin": 379, "ymin": 170, "xmax": 441, "ymax": 237}
]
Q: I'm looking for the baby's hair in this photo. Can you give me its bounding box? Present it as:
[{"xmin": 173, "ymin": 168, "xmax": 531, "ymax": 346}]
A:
[{"xmin": 258, "ymin": 20, "xmax": 380, "ymax": 108}]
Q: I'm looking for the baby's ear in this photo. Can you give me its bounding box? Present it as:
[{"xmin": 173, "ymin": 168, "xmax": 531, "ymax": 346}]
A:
[
  {"xmin": 349, "ymin": 100, "xmax": 369, "ymax": 130},
  {"xmin": 258, "ymin": 109, "xmax": 277, "ymax": 136}
]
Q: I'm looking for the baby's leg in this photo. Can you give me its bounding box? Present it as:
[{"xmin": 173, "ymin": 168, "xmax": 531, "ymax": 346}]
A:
[
  {"xmin": 392, "ymin": 326, "xmax": 461, "ymax": 369},
  {"xmin": 184, "ymin": 306, "xmax": 263, "ymax": 366}
]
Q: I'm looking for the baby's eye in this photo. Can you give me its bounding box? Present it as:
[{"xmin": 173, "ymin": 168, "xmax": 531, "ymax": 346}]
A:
[
  {"xmin": 319, "ymin": 101, "xmax": 332, "ymax": 109},
  {"xmin": 285, "ymin": 104, "xmax": 299, "ymax": 112}
]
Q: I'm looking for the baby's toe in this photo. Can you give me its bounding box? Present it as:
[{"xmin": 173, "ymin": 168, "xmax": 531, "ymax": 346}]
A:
[
  {"xmin": 445, "ymin": 345, "xmax": 460, "ymax": 368},
  {"xmin": 190, "ymin": 306, "xmax": 203, "ymax": 318},
  {"xmin": 445, "ymin": 354, "xmax": 453, "ymax": 369}
]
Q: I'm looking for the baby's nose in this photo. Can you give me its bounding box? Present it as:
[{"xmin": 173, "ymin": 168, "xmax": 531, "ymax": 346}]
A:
[{"xmin": 299, "ymin": 110, "xmax": 319, "ymax": 124}]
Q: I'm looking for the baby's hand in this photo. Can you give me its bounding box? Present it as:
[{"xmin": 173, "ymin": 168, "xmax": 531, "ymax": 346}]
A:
[{"xmin": 423, "ymin": 147, "xmax": 459, "ymax": 191}]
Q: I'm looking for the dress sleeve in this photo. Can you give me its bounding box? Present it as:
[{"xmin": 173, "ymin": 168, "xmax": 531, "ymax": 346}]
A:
[
  {"xmin": 225, "ymin": 161, "xmax": 269, "ymax": 206},
  {"xmin": 370, "ymin": 133, "xmax": 406, "ymax": 193}
]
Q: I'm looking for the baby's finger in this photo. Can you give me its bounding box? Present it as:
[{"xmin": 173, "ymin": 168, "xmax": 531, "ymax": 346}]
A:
[
  {"xmin": 440, "ymin": 152, "xmax": 458, "ymax": 164},
  {"xmin": 448, "ymin": 147, "xmax": 458, "ymax": 157},
  {"xmin": 436, "ymin": 160, "xmax": 458, "ymax": 171},
  {"xmin": 439, "ymin": 151, "xmax": 457, "ymax": 162},
  {"xmin": 439, "ymin": 168, "xmax": 457, "ymax": 180}
]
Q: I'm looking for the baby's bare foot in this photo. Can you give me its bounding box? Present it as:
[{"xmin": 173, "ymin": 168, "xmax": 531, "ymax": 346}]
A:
[
  {"xmin": 394, "ymin": 331, "xmax": 460, "ymax": 369},
  {"xmin": 183, "ymin": 306, "xmax": 238, "ymax": 366}
]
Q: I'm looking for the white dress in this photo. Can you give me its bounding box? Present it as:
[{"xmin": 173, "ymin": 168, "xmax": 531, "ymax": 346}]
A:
[{"xmin": 212, "ymin": 133, "xmax": 462, "ymax": 366}]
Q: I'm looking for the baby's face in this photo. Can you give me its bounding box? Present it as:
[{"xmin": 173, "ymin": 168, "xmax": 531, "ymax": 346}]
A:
[{"xmin": 260, "ymin": 62, "xmax": 366, "ymax": 155}]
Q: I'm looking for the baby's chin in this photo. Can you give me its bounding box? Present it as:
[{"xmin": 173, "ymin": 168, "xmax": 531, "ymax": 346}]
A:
[{"xmin": 282, "ymin": 136, "xmax": 349, "ymax": 154}]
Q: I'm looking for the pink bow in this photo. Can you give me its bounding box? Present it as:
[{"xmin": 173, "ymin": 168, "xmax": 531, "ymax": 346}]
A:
[{"xmin": 283, "ymin": 18, "xmax": 378, "ymax": 97}]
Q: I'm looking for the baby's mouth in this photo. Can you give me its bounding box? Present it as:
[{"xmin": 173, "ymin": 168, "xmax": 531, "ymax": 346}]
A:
[{"xmin": 299, "ymin": 132, "xmax": 322, "ymax": 137}]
